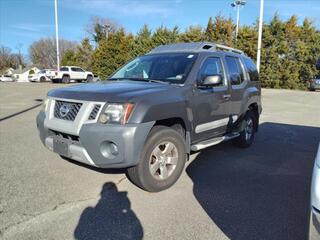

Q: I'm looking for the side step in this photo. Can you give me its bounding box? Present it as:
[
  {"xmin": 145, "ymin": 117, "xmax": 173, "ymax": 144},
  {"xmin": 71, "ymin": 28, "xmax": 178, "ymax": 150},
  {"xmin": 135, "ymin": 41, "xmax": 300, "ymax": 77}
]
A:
[{"xmin": 191, "ymin": 132, "xmax": 240, "ymax": 151}]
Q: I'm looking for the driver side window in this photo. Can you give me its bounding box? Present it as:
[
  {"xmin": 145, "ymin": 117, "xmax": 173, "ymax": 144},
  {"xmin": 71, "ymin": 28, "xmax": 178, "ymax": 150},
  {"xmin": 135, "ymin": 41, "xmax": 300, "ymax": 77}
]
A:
[{"xmin": 199, "ymin": 57, "xmax": 225, "ymax": 86}]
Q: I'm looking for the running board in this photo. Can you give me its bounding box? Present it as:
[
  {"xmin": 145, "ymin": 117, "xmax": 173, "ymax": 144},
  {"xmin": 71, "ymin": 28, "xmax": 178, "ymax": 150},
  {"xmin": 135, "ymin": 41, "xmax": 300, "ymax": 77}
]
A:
[{"xmin": 191, "ymin": 133, "xmax": 240, "ymax": 151}]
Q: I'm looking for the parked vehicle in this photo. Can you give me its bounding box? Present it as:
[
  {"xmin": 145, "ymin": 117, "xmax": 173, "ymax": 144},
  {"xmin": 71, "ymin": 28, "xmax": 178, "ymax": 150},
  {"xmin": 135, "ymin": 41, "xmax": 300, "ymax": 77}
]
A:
[
  {"xmin": 36, "ymin": 42, "xmax": 262, "ymax": 192},
  {"xmin": 0, "ymin": 75, "xmax": 13, "ymax": 82},
  {"xmin": 309, "ymin": 144, "xmax": 320, "ymax": 240},
  {"xmin": 52, "ymin": 66, "xmax": 93, "ymax": 83},
  {"xmin": 93, "ymin": 74, "xmax": 101, "ymax": 82},
  {"xmin": 29, "ymin": 69, "xmax": 55, "ymax": 82},
  {"xmin": 310, "ymin": 59, "xmax": 320, "ymax": 91},
  {"xmin": 309, "ymin": 75, "xmax": 320, "ymax": 91}
]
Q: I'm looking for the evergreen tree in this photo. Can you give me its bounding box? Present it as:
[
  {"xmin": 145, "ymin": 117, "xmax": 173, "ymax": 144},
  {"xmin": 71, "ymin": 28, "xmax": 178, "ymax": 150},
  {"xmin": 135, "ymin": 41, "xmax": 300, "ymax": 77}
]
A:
[
  {"xmin": 205, "ymin": 17, "xmax": 215, "ymax": 41},
  {"xmin": 133, "ymin": 25, "xmax": 154, "ymax": 56},
  {"xmin": 179, "ymin": 25, "xmax": 205, "ymax": 42},
  {"xmin": 92, "ymin": 28, "xmax": 135, "ymax": 79}
]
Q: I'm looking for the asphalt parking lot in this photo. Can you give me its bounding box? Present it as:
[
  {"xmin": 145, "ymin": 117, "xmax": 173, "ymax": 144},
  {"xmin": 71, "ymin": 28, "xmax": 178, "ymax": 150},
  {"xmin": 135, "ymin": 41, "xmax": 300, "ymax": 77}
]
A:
[{"xmin": 0, "ymin": 82, "xmax": 319, "ymax": 240}]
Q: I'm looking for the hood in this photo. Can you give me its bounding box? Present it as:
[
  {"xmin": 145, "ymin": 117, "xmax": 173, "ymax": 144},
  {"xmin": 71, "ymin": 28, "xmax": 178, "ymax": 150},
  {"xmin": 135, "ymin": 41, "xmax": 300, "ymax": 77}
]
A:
[{"xmin": 48, "ymin": 80, "xmax": 177, "ymax": 102}]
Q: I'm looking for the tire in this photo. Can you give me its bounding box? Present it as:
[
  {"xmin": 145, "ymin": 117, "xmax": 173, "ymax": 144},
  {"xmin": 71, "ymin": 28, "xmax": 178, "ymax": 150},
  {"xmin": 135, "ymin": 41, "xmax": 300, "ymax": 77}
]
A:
[
  {"xmin": 62, "ymin": 75, "xmax": 70, "ymax": 84},
  {"xmin": 126, "ymin": 126, "xmax": 187, "ymax": 192},
  {"xmin": 86, "ymin": 75, "xmax": 93, "ymax": 82},
  {"xmin": 40, "ymin": 76, "xmax": 46, "ymax": 82},
  {"xmin": 232, "ymin": 110, "xmax": 257, "ymax": 148}
]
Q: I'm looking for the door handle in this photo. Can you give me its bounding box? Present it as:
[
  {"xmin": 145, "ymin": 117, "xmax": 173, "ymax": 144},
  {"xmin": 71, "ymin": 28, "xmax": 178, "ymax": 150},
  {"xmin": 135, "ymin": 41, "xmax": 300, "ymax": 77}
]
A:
[{"xmin": 223, "ymin": 94, "xmax": 231, "ymax": 100}]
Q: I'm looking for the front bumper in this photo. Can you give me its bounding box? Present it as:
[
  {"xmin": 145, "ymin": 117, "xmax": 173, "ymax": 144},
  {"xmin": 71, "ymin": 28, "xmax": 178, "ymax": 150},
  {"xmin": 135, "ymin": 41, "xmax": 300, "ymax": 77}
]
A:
[{"xmin": 36, "ymin": 111, "xmax": 154, "ymax": 168}]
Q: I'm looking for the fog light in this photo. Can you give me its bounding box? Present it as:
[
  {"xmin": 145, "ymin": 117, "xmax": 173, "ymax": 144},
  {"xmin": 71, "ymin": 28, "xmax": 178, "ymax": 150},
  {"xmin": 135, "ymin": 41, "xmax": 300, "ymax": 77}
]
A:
[{"xmin": 100, "ymin": 141, "xmax": 119, "ymax": 159}]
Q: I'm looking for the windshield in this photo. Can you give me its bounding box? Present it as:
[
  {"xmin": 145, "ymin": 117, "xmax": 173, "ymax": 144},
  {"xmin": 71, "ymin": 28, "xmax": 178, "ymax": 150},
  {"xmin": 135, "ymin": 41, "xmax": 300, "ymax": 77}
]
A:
[{"xmin": 110, "ymin": 53, "xmax": 197, "ymax": 84}]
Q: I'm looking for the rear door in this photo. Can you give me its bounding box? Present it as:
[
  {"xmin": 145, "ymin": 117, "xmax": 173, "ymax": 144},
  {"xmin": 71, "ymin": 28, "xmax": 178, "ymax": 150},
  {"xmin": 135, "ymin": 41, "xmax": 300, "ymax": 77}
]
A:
[
  {"xmin": 190, "ymin": 56, "xmax": 231, "ymax": 142},
  {"xmin": 77, "ymin": 68, "xmax": 86, "ymax": 79},
  {"xmin": 70, "ymin": 67, "xmax": 80, "ymax": 80}
]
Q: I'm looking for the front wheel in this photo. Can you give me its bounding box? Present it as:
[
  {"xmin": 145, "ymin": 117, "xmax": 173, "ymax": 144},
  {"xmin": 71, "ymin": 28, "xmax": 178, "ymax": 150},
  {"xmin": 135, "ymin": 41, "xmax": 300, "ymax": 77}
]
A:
[
  {"xmin": 232, "ymin": 110, "xmax": 257, "ymax": 148},
  {"xmin": 126, "ymin": 126, "xmax": 187, "ymax": 192}
]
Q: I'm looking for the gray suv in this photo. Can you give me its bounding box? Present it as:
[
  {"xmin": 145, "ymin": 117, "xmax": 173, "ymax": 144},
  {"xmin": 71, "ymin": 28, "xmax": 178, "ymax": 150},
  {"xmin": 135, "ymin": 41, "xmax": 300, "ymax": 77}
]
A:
[{"xmin": 36, "ymin": 42, "xmax": 262, "ymax": 192}]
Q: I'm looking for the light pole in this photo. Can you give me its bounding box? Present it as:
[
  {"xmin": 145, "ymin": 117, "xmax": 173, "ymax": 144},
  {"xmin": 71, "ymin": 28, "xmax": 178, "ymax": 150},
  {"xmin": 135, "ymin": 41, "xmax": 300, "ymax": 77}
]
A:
[
  {"xmin": 256, "ymin": 0, "xmax": 264, "ymax": 73},
  {"xmin": 231, "ymin": 0, "xmax": 246, "ymax": 39},
  {"xmin": 103, "ymin": 24, "xmax": 111, "ymax": 39},
  {"xmin": 54, "ymin": 0, "xmax": 60, "ymax": 70}
]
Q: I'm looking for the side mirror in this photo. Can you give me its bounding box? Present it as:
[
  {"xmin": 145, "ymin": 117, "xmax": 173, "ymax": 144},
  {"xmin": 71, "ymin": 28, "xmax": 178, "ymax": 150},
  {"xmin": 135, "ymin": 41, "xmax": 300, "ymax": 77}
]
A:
[
  {"xmin": 201, "ymin": 75, "xmax": 222, "ymax": 86},
  {"xmin": 316, "ymin": 58, "xmax": 320, "ymax": 70}
]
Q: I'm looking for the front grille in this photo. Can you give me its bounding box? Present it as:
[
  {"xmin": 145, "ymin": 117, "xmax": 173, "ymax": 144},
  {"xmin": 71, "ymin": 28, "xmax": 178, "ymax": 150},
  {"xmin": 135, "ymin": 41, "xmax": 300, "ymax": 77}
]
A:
[
  {"xmin": 88, "ymin": 104, "xmax": 101, "ymax": 120},
  {"xmin": 54, "ymin": 100, "xmax": 82, "ymax": 121}
]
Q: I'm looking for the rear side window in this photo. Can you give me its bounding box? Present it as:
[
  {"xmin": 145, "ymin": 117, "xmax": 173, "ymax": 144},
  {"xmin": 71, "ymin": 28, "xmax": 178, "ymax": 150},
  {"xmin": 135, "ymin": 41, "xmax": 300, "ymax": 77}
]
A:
[
  {"xmin": 225, "ymin": 56, "xmax": 244, "ymax": 85},
  {"xmin": 60, "ymin": 67, "xmax": 68, "ymax": 71},
  {"xmin": 243, "ymin": 58, "xmax": 259, "ymax": 81}
]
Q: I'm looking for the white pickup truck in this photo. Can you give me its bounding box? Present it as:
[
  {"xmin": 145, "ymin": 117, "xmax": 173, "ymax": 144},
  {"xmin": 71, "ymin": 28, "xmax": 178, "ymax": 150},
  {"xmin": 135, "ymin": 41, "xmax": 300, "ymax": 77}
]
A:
[{"xmin": 52, "ymin": 66, "xmax": 93, "ymax": 83}]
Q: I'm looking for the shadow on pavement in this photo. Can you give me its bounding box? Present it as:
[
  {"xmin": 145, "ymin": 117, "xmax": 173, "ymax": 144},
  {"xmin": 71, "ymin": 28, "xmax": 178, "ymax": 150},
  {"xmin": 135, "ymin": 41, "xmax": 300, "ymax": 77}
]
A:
[
  {"xmin": 187, "ymin": 122, "xmax": 320, "ymax": 240},
  {"xmin": 0, "ymin": 103, "xmax": 42, "ymax": 122},
  {"xmin": 74, "ymin": 182, "xmax": 143, "ymax": 240}
]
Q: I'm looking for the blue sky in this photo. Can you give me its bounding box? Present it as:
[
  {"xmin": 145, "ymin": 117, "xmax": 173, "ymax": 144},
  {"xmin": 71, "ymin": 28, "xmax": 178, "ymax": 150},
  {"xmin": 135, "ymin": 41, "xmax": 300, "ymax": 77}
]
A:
[{"xmin": 1, "ymin": 0, "xmax": 319, "ymax": 56}]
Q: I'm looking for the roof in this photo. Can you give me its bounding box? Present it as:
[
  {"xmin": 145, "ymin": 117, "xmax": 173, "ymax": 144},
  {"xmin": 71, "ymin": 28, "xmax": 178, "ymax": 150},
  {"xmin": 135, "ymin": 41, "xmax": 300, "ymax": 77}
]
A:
[{"xmin": 148, "ymin": 42, "xmax": 244, "ymax": 55}]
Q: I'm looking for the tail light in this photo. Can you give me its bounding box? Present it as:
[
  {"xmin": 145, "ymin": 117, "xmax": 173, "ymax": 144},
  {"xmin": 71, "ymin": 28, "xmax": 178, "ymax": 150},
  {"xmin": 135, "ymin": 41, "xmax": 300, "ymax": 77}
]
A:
[{"xmin": 55, "ymin": 71, "xmax": 57, "ymax": 76}]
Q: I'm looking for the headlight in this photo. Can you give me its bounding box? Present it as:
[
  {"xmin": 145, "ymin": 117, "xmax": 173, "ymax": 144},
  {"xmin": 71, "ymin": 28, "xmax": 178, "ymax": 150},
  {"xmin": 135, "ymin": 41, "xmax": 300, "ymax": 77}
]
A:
[
  {"xmin": 42, "ymin": 97, "xmax": 49, "ymax": 112},
  {"xmin": 99, "ymin": 103, "xmax": 134, "ymax": 124}
]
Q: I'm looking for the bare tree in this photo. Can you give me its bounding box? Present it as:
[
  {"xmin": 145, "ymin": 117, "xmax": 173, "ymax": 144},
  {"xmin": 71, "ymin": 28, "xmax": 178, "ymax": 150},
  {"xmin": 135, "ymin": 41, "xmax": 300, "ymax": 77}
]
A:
[
  {"xmin": 29, "ymin": 38, "xmax": 77, "ymax": 69},
  {"xmin": 0, "ymin": 46, "xmax": 24, "ymax": 73},
  {"xmin": 86, "ymin": 16, "xmax": 120, "ymax": 43}
]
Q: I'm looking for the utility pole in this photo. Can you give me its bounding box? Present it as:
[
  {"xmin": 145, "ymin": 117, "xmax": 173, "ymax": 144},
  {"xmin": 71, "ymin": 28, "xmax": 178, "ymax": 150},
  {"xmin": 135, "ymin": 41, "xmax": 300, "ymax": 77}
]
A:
[
  {"xmin": 256, "ymin": 0, "xmax": 264, "ymax": 72},
  {"xmin": 54, "ymin": 0, "xmax": 60, "ymax": 70},
  {"xmin": 231, "ymin": 0, "xmax": 246, "ymax": 39},
  {"xmin": 104, "ymin": 24, "xmax": 111, "ymax": 39}
]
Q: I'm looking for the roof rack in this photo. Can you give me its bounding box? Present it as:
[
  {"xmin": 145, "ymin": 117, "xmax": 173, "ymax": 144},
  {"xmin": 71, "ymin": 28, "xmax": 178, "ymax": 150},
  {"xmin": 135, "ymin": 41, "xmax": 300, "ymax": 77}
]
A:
[{"xmin": 148, "ymin": 42, "xmax": 245, "ymax": 55}]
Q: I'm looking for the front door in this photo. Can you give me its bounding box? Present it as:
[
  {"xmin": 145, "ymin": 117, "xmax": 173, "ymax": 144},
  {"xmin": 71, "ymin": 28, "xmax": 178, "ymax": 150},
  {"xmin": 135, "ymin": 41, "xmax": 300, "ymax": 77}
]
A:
[{"xmin": 190, "ymin": 56, "xmax": 231, "ymax": 143}]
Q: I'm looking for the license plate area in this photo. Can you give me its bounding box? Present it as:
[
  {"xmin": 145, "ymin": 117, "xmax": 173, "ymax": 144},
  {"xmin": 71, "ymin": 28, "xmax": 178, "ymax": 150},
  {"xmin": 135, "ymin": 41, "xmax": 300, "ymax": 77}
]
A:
[{"xmin": 53, "ymin": 138, "xmax": 69, "ymax": 157}]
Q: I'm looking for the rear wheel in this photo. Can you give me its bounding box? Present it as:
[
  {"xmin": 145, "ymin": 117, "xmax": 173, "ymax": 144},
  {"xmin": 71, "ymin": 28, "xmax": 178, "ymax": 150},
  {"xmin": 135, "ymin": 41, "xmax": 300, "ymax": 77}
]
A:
[
  {"xmin": 86, "ymin": 75, "xmax": 93, "ymax": 82},
  {"xmin": 232, "ymin": 110, "xmax": 256, "ymax": 148},
  {"xmin": 126, "ymin": 126, "xmax": 186, "ymax": 192},
  {"xmin": 62, "ymin": 75, "xmax": 70, "ymax": 84},
  {"xmin": 40, "ymin": 76, "xmax": 46, "ymax": 82}
]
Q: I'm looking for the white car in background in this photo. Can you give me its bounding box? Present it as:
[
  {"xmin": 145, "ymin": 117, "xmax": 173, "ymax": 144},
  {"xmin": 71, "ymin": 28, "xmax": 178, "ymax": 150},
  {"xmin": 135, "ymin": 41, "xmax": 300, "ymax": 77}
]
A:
[
  {"xmin": 309, "ymin": 144, "xmax": 320, "ymax": 240},
  {"xmin": 29, "ymin": 69, "xmax": 55, "ymax": 82},
  {"xmin": 52, "ymin": 66, "xmax": 93, "ymax": 83},
  {"xmin": 0, "ymin": 75, "xmax": 13, "ymax": 82}
]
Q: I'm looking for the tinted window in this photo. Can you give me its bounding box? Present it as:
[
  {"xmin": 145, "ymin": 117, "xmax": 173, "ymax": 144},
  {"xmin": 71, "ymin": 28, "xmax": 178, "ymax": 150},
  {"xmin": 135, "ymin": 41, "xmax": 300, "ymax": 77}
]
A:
[
  {"xmin": 77, "ymin": 68, "xmax": 84, "ymax": 72},
  {"xmin": 60, "ymin": 67, "xmax": 69, "ymax": 71},
  {"xmin": 199, "ymin": 57, "xmax": 224, "ymax": 86},
  {"xmin": 71, "ymin": 67, "xmax": 77, "ymax": 72},
  {"xmin": 243, "ymin": 58, "xmax": 259, "ymax": 81},
  {"xmin": 225, "ymin": 56, "xmax": 244, "ymax": 85}
]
